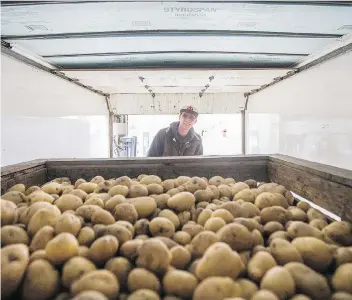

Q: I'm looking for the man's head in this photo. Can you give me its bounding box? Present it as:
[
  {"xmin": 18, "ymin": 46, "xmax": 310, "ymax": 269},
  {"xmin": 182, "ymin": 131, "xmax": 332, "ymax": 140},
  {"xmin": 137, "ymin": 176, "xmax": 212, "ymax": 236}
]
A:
[{"xmin": 179, "ymin": 105, "xmax": 198, "ymax": 131}]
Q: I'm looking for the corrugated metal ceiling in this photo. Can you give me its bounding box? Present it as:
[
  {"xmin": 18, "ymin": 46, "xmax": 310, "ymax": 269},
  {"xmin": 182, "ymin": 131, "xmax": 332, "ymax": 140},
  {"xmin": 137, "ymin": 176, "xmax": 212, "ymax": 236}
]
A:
[{"xmin": 1, "ymin": 0, "xmax": 352, "ymax": 94}]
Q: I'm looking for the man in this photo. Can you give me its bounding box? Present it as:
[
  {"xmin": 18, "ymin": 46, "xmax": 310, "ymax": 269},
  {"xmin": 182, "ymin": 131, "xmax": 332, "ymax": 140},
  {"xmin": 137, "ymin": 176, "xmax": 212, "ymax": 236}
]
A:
[{"xmin": 147, "ymin": 105, "xmax": 203, "ymax": 157}]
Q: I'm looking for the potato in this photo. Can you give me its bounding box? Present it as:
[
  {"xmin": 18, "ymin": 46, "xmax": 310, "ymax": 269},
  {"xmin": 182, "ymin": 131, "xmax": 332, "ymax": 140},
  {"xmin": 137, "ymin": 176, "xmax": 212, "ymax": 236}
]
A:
[
  {"xmin": 55, "ymin": 213, "xmax": 82, "ymax": 236},
  {"xmin": 28, "ymin": 207, "xmax": 61, "ymax": 236},
  {"xmin": 159, "ymin": 209, "xmax": 180, "ymax": 229},
  {"xmin": 72, "ymin": 291, "xmax": 109, "ymax": 300},
  {"xmin": 71, "ymin": 270, "xmax": 119, "ymax": 300},
  {"xmin": 41, "ymin": 182, "xmax": 62, "ymax": 195},
  {"xmin": 252, "ymin": 229, "xmax": 264, "ymax": 246},
  {"xmin": 130, "ymin": 196, "xmax": 157, "ymax": 218},
  {"xmin": 77, "ymin": 226, "xmax": 95, "ymax": 246},
  {"xmin": 1, "ymin": 225, "xmax": 29, "ymax": 246},
  {"xmin": 55, "ymin": 194, "xmax": 83, "ymax": 212},
  {"xmin": 230, "ymin": 182, "xmax": 250, "ymax": 196},
  {"xmin": 136, "ymin": 238, "xmax": 172, "ymax": 274},
  {"xmin": 260, "ymin": 206, "xmax": 290, "ymax": 224},
  {"xmin": 332, "ymin": 293, "xmax": 352, "ymax": 300},
  {"xmin": 335, "ymin": 247, "xmax": 352, "ymax": 266},
  {"xmin": 263, "ymin": 221, "xmax": 284, "ymax": 236},
  {"xmin": 217, "ymin": 184, "xmax": 232, "ymax": 198},
  {"xmin": 78, "ymin": 246, "xmax": 89, "ymax": 258},
  {"xmin": 169, "ymin": 245, "xmax": 191, "ymax": 269},
  {"xmin": 309, "ymin": 219, "xmax": 328, "ymax": 230},
  {"xmin": 128, "ymin": 184, "xmax": 149, "ymax": 198},
  {"xmin": 86, "ymin": 193, "xmax": 110, "ymax": 203},
  {"xmin": 251, "ymin": 290, "xmax": 279, "ymax": 300},
  {"xmin": 114, "ymin": 176, "xmax": 133, "ymax": 188},
  {"xmin": 127, "ymin": 289, "xmax": 160, "ymax": 300},
  {"xmin": 173, "ymin": 231, "xmax": 191, "ymax": 246},
  {"xmin": 114, "ymin": 203, "xmax": 138, "ymax": 224},
  {"xmin": 167, "ymin": 192, "xmax": 195, "ymax": 212},
  {"xmin": 247, "ymin": 251, "xmax": 277, "ymax": 282},
  {"xmin": 105, "ymin": 257, "xmax": 132, "ymax": 290},
  {"xmin": 269, "ymin": 238, "xmax": 303, "ymax": 265},
  {"xmin": 197, "ymin": 209, "xmax": 212, "ymax": 226},
  {"xmin": 208, "ymin": 185, "xmax": 220, "ymax": 200},
  {"xmin": 127, "ymin": 268, "xmax": 161, "ymax": 293},
  {"xmin": 134, "ymin": 219, "xmax": 150, "ymax": 235},
  {"xmin": 217, "ymin": 223, "xmax": 254, "ymax": 251},
  {"xmin": 114, "ymin": 221, "xmax": 135, "ymax": 236},
  {"xmin": 105, "ymin": 195, "xmax": 126, "ymax": 212},
  {"xmin": 77, "ymin": 182, "xmax": 98, "ymax": 194},
  {"xmin": 90, "ymin": 175, "xmax": 104, "ymax": 184},
  {"xmin": 332, "ymin": 263, "xmax": 352, "ymax": 293},
  {"xmin": 135, "ymin": 234, "xmax": 149, "ymax": 241},
  {"xmin": 163, "ymin": 270, "xmax": 198, "ymax": 298},
  {"xmin": 104, "ymin": 224, "xmax": 133, "ymax": 244},
  {"xmin": 260, "ymin": 266, "xmax": 295, "ymax": 300},
  {"xmin": 287, "ymin": 221, "xmax": 324, "ymax": 240},
  {"xmin": 307, "ymin": 208, "xmax": 327, "ymax": 222},
  {"xmin": 254, "ymin": 192, "xmax": 279, "ymax": 210},
  {"xmin": 234, "ymin": 189, "xmax": 256, "ymax": 203},
  {"xmin": 84, "ymin": 197, "xmax": 104, "ymax": 208},
  {"xmin": 29, "ymin": 249, "xmax": 48, "ymax": 263},
  {"xmin": 287, "ymin": 207, "xmax": 307, "ymax": 222},
  {"xmin": 208, "ymin": 176, "xmax": 224, "ymax": 186},
  {"xmin": 88, "ymin": 235, "xmax": 119, "ymax": 266},
  {"xmin": 140, "ymin": 175, "xmax": 162, "ymax": 185},
  {"xmin": 292, "ymin": 237, "xmax": 333, "ymax": 272},
  {"xmin": 145, "ymin": 184, "xmax": 163, "ymax": 195},
  {"xmin": 211, "ymin": 209, "xmax": 234, "ymax": 223},
  {"xmin": 237, "ymin": 279, "xmax": 258, "ymax": 299},
  {"xmin": 234, "ymin": 217, "xmax": 263, "ymax": 233},
  {"xmin": 19, "ymin": 201, "xmax": 58, "ymax": 227},
  {"xmin": 203, "ymin": 217, "xmax": 226, "ymax": 233},
  {"xmin": 76, "ymin": 205, "xmax": 103, "ymax": 222},
  {"xmin": 7, "ymin": 183, "xmax": 26, "ymax": 193},
  {"xmin": 45, "ymin": 233, "xmax": 79, "ymax": 265},
  {"xmin": 296, "ymin": 201, "xmax": 310, "ymax": 212},
  {"xmin": 153, "ymin": 194, "xmax": 170, "ymax": 210},
  {"xmin": 61, "ymin": 185, "xmax": 74, "ymax": 195},
  {"xmin": 162, "ymin": 179, "xmax": 175, "ymax": 192},
  {"xmin": 120, "ymin": 239, "xmax": 144, "ymax": 261},
  {"xmin": 290, "ymin": 295, "xmax": 312, "ymax": 300},
  {"xmin": 194, "ymin": 189, "xmax": 213, "ymax": 203},
  {"xmin": 70, "ymin": 189, "xmax": 88, "ymax": 200},
  {"xmin": 22, "ymin": 259, "xmax": 59, "ymax": 300},
  {"xmin": 74, "ymin": 179, "xmax": 86, "ymax": 188},
  {"xmin": 240, "ymin": 202, "xmax": 260, "ymax": 218},
  {"xmin": 284, "ymin": 262, "xmax": 331, "ymax": 299},
  {"xmin": 191, "ymin": 231, "xmax": 219, "ymax": 258},
  {"xmin": 196, "ymin": 242, "xmax": 244, "ymax": 280},
  {"xmin": 1, "ymin": 244, "xmax": 29, "ymax": 297},
  {"xmin": 25, "ymin": 185, "xmax": 41, "ymax": 196},
  {"xmin": 221, "ymin": 202, "xmax": 244, "ymax": 218},
  {"xmin": 149, "ymin": 217, "xmax": 175, "ymax": 238},
  {"xmin": 94, "ymin": 181, "xmax": 113, "ymax": 193},
  {"xmin": 183, "ymin": 177, "xmax": 207, "ymax": 193},
  {"xmin": 62, "ymin": 257, "xmax": 96, "ymax": 288},
  {"xmin": 167, "ymin": 188, "xmax": 181, "ymax": 197},
  {"xmin": 2, "ymin": 190, "xmax": 27, "ymax": 205},
  {"xmin": 193, "ymin": 276, "xmax": 242, "ymax": 300},
  {"xmin": 323, "ymin": 221, "xmax": 352, "ymax": 246},
  {"xmin": 191, "ymin": 207, "xmax": 204, "ymax": 223},
  {"xmin": 30, "ymin": 225, "xmax": 55, "ymax": 251},
  {"xmin": 182, "ymin": 222, "xmax": 204, "ymax": 238},
  {"xmin": 27, "ymin": 190, "xmax": 54, "ymax": 204}
]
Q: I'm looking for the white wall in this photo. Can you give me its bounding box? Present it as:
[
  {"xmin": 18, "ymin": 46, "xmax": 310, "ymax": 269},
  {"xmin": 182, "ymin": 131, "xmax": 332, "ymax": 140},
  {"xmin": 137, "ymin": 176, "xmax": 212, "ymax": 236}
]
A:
[
  {"xmin": 247, "ymin": 50, "xmax": 352, "ymax": 170},
  {"xmin": 1, "ymin": 53, "xmax": 109, "ymax": 166},
  {"xmin": 111, "ymin": 93, "xmax": 245, "ymax": 114}
]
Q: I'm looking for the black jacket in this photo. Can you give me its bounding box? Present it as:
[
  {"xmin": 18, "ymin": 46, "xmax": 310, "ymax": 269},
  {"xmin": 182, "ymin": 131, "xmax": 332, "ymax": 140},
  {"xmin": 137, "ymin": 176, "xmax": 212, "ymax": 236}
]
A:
[{"xmin": 147, "ymin": 122, "xmax": 203, "ymax": 157}]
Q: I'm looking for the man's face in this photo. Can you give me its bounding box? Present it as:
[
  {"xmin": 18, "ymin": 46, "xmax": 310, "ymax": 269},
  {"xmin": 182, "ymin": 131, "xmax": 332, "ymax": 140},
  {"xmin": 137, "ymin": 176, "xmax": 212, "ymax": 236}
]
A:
[{"xmin": 179, "ymin": 112, "xmax": 197, "ymax": 130}]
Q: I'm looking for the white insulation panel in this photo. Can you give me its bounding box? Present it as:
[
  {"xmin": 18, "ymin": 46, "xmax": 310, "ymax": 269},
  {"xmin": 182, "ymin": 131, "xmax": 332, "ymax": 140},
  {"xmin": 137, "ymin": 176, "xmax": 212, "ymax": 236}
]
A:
[
  {"xmin": 247, "ymin": 50, "xmax": 352, "ymax": 170},
  {"xmin": 110, "ymin": 93, "xmax": 246, "ymax": 114}
]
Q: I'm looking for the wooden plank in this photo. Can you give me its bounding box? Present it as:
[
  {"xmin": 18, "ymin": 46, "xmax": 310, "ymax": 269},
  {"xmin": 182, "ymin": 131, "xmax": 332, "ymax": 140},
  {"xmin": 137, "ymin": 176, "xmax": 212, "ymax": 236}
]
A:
[
  {"xmin": 268, "ymin": 155, "xmax": 352, "ymax": 222},
  {"xmin": 1, "ymin": 160, "xmax": 48, "ymax": 193},
  {"xmin": 46, "ymin": 155, "xmax": 269, "ymax": 183}
]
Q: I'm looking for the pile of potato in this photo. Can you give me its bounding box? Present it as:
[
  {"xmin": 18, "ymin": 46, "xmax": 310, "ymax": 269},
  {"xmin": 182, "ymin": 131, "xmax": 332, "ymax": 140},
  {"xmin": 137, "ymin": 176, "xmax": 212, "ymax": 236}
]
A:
[{"xmin": 1, "ymin": 174, "xmax": 352, "ymax": 300}]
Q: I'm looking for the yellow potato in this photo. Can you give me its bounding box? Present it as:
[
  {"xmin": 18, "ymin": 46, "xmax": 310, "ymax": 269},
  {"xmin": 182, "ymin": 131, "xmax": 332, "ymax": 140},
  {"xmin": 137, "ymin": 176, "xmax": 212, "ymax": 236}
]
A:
[
  {"xmin": 105, "ymin": 195, "xmax": 126, "ymax": 212},
  {"xmin": 77, "ymin": 226, "xmax": 95, "ymax": 246},
  {"xmin": 331, "ymin": 293, "xmax": 352, "ymax": 300},
  {"xmin": 95, "ymin": 181, "xmax": 113, "ymax": 193},
  {"xmin": 194, "ymin": 188, "xmax": 213, "ymax": 203},
  {"xmin": 196, "ymin": 242, "xmax": 245, "ymax": 280},
  {"xmin": 168, "ymin": 192, "xmax": 195, "ymax": 212},
  {"xmin": 149, "ymin": 217, "xmax": 176, "ymax": 238},
  {"xmin": 184, "ymin": 177, "xmax": 207, "ymax": 193},
  {"xmin": 307, "ymin": 208, "xmax": 327, "ymax": 222},
  {"xmin": 1, "ymin": 243, "xmax": 29, "ymax": 297},
  {"xmin": 128, "ymin": 268, "xmax": 161, "ymax": 293},
  {"xmin": 2, "ymin": 191, "xmax": 27, "ymax": 205},
  {"xmin": 244, "ymin": 179, "xmax": 257, "ymax": 188},
  {"xmin": 211, "ymin": 209, "xmax": 234, "ymax": 223},
  {"xmin": 220, "ymin": 202, "xmax": 244, "ymax": 218},
  {"xmin": 133, "ymin": 219, "xmax": 149, "ymax": 236},
  {"xmin": 7, "ymin": 183, "xmax": 26, "ymax": 193},
  {"xmin": 147, "ymin": 183, "xmax": 164, "ymax": 195},
  {"xmin": 103, "ymin": 223, "xmax": 132, "ymax": 244},
  {"xmin": 217, "ymin": 223, "xmax": 254, "ymax": 251},
  {"xmin": 284, "ymin": 262, "xmax": 331, "ymax": 299},
  {"xmin": 230, "ymin": 182, "xmax": 250, "ymax": 196},
  {"xmin": 292, "ymin": 237, "xmax": 333, "ymax": 272},
  {"xmin": 30, "ymin": 225, "xmax": 55, "ymax": 252},
  {"xmin": 260, "ymin": 266, "xmax": 295, "ymax": 300},
  {"xmin": 197, "ymin": 209, "xmax": 213, "ymax": 226},
  {"xmin": 159, "ymin": 209, "xmax": 180, "ymax": 230},
  {"xmin": 247, "ymin": 251, "xmax": 277, "ymax": 282},
  {"xmin": 62, "ymin": 256, "xmax": 96, "ymax": 288},
  {"xmin": 88, "ymin": 235, "xmax": 119, "ymax": 266},
  {"xmin": 182, "ymin": 222, "xmax": 205, "ymax": 239},
  {"xmin": 170, "ymin": 245, "xmax": 191, "ymax": 269},
  {"xmin": 1, "ymin": 225, "xmax": 29, "ymax": 246},
  {"xmin": 131, "ymin": 196, "xmax": 157, "ymax": 218},
  {"xmin": 263, "ymin": 221, "xmax": 285, "ymax": 236},
  {"xmin": 70, "ymin": 189, "xmax": 88, "ymax": 200},
  {"xmin": 287, "ymin": 221, "xmax": 324, "ymax": 240},
  {"xmin": 268, "ymin": 231, "xmax": 290, "ymax": 244},
  {"xmin": 105, "ymin": 257, "xmax": 132, "ymax": 290},
  {"xmin": 27, "ymin": 191, "xmax": 54, "ymax": 204},
  {"xmin": 72, "ymin": 291, "xmax": 109, "ymax": 300},
  {"xmin": 309, "ymin": 219, "xmax": 328, "ymax": 230},
  {"xmin": 217, "ymin": 184, "xmax": 232, "ymax": 198},
  {"xmin": 45, "ymin": 232, "xmax": 79, "ymax": 265},
  {"xmin": 25, "ymin": 185, "xmax": 41, "ymax": 196},
  {"xmin": 163, "ymin": 270, "xmax": 198, "ymax": 298},
  {"xmin": 208, "ymin": 176, "xmax": 225, "ymax": 186},
  {"xmin": 85, "ymin": 193, "xmax": 110, "ymax": 203},
  {"xmin": 71, "ymin": 270, "xmax": 119, "ymax": 300},
  {"xmin": 161, "ymin": 179, "xmax": 175, "ymax": 192},
  {"xmin": 120, "ymin": 239, "xmax": 144, "ymax": 261},
  {"xmin": 260, "ymin": 206, "xmax": 290, "ymax": 224},
  {"xmin": 62, "ymin": 185, "xmax": 75, "ymax": 195},
  {"xmin": 136, "ymin": 238, "xmax": 172, "ymax": 274},
  {"xmin": 270, "ymin": 238, "xmax": 303, "ymax": 265},
  {"xmin": 334, "ymin": 247, "xmax": 352, "ymax": 266},
  {"xmin": 251, "ymin": 290, "xmax": 280, "ymax": 300},
  {"xmin": 78, "ymin": 246, "xmax": 89, "ymax": 258},
  {"xmin": 83, "ymin": 197, "xmax": 105, "ymax": 208},
  {"xmin": 234, "ymin": 189, "xmax": 256, "ymax": 203},
  {"xmin": 28, "ymin": 207, "xmax": 61, "ymax": 236},
  {"xmin": 297, "ymin": 201, "xmax": 311, "ymax": 212},
  {"xmin": 322, "ymin": 221, "xmax": 352, "ymax": 246},
  {"xmin": 55, "ymin": 213, "xmax": 82, "ymax": 236},
  {"xmin": 42, "ymin": 182, "xmax": 62, "ymax": 195},
  {"xmin": 90, "ymin": 175, "xmax": 105, "ymax": 184},
  {"xmin": 77, "ymin": 182, "xmax": 98, "ymax": 194},
  {"xmin": 114, "ymin": 203, "xmax": 138, "ymax": 224},
  {"xmin": 91, "ymin": 209, "xmax": 115, "ymax": 225},
  {"xmin": 240, "ymin": 202, "xmax": 261, "ymax": 218},
  {"xmin": 55, "ymin": 194, "xmax": 83, "ymax": 212},
  {"xmin": 128, "ymin": 184, "xmax": 149, "ymax": 198},
  {"xmin": 29, "ymin": 249, "xmax": 48, "ymax": 263},
  {"xmin": 173, "ymin": 231, "xmax": 191, "ymax": 246},
  {"xmin": 191, "ymin": 231, "xmax": 219, "ymax": 258},
  {"xmin": 332, "ymin": 263, "xmax": 352, "ymax": 293},
  {"xmin": 116, "ymin": 220, "xmax": 135, "ymax": 236},
  {"xmin": 155, "ymin": 236, "xmax": 178, "ymax": 249},
  {"xmin": 193, "ymin": 276, "xmax": 243, "ymax": 300},
  {"xmin": 140, "ymin": 175, "xmax": 162, "ymax": 185},
  {"xmin": 208, "ymin": 185, "xmax": 220, "ymax": 199},
  {"xmin": 22, "ymin": 259, "xmax": 59, "ymax": 300},
  {"xmin": 237, "ymin": 279, "xmax": 258, "ymax": 300},
  {"xmin": 167, "ymin": 188, "xmax": 181, "ymax": 197}
]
